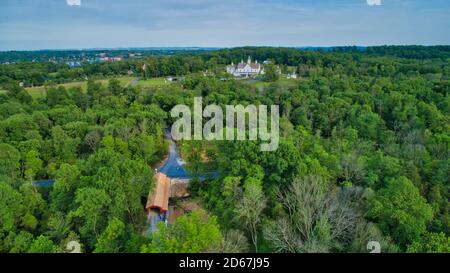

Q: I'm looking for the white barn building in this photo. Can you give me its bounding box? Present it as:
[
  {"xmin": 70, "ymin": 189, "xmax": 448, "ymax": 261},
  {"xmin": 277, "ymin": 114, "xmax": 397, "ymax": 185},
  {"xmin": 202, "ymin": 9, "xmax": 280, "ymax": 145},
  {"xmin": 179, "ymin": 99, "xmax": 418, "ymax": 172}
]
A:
[{"xmin": 226, "ymin": 57, "xmax": 265, "ymax": 77}]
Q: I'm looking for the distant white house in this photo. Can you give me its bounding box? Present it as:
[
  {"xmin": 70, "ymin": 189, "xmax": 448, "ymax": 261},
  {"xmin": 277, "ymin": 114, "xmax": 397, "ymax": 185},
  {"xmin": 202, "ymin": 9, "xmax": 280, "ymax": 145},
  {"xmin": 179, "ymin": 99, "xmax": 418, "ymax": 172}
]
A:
[
  {"xmin": 226, "ymin": 56, "xmax": 265, "ymax": 77},
  {"xmin": 287, "ymin": 71, "xmax": 297, "ymax": 79}
]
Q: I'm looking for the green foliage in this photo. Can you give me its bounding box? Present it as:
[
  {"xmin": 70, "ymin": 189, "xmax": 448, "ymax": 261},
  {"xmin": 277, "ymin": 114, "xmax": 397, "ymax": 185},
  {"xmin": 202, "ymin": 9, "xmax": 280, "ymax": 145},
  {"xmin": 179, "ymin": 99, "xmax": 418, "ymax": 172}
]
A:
[
  {"xmin": 407, "ymin": 232, "xmax": 450, "ymax": 253},
  {"xmin": 0, "ymin": 46, "xmax": 448, "ymax": 253},
  {"xmin": 263, "ymin": 64, "xmax": 280, "ymax": 82},
  {"xmin": 28, "ymin": 235, "xmax": 57, "ymax": 253},
  {"xmin": 94, "ymin": 218, "xmax": 126, "ymax": 253},
  {"xmin": 70, "ymin": 187, "xmax": 111, "ymax": 243},
  {"xmin": 0, "ymin": 182, "xmax": 23, "ymax": 235},
  {"xmin": 141, "ymin": 210, "xmax": 222, "ymax": 253},
  {"xmin": 24, "ymin": 150, "xmax": 43, "ymax": 181},
  {"xmin": 8, "ymin": 231, "xmax": 34, "ymax": 253},
  {"xmin": 0, "ymin": 144, "xmax": 21, "ymax": 179},
  {"xmin": 46, "ymin": 86, "xmax": 72, "ymax": 107},
  {"xmin": 368, "ymin": 177, "xmax": 434, "ymax": 247}
]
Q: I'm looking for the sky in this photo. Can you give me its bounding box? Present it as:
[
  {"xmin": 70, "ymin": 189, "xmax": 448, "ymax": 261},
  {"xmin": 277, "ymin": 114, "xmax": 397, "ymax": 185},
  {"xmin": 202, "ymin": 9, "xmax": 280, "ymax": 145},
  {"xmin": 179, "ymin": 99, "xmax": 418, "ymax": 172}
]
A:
[{"xmin": 0, "ymin": 0, "xmax": 449, "ymax": 51}]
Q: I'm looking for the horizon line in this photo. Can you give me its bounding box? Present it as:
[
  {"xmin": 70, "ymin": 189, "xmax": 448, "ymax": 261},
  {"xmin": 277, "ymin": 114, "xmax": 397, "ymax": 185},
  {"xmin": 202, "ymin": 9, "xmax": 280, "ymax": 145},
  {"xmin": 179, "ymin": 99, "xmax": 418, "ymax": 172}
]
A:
[{"xmin": 1, "ymin": 44, "xmax": 449, "ymax": 53}]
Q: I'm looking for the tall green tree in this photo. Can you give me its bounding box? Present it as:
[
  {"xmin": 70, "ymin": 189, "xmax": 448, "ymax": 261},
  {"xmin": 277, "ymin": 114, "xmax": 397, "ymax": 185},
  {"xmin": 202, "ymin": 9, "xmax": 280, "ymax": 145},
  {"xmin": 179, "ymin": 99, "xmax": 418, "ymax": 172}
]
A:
[
  {"xmin": 368, "ymin": 176, "xmax": 433, "ymax": 247},
  {"xmin": 28, "ymin": 235, "xmax": 57, "ymax": 253},
  {"xmin": 234, "ymin": 178, "xmax": 266, "ymax": 252},
  {"xmin": 94, "ymin": 218, "xmax": 126, "ymax": 253},
  {"xmin": 263, "ymin": 64, "xmax": 279, "ymax": 82}
]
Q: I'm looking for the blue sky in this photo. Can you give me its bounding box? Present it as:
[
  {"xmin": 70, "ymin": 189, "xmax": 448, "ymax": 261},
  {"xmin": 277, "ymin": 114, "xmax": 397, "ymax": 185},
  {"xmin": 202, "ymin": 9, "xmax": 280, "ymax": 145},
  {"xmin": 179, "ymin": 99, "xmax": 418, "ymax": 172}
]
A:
[{"xmin": 0, "ymin": 0, "xmax": 449, "ymax": 50}]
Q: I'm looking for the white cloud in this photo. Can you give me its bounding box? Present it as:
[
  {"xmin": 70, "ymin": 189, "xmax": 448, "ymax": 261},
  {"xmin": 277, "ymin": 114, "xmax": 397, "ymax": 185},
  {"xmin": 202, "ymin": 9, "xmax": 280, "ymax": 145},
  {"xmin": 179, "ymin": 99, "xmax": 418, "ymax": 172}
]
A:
[
  {"xmin": 367, "ymin": 0, "xmax": 382, "ymax": 6},
  {"xmin": 66, "ymin": 0, "xmax": 81, "ymax": 6}
]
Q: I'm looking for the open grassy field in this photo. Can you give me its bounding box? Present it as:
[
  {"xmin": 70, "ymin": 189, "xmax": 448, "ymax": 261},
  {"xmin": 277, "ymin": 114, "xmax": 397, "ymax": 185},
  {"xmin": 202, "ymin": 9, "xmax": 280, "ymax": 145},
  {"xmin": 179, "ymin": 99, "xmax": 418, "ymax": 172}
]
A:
[
  {"xmin": 25, "ymin": 76, "xmax": 137, "ymax": 99},
  {"xmin": 248, "ymin": 78, "xmax": 300, "ymax": 90},
  {"xmin": 6, "ymin": 76, "xmax": 295, "ymax": 100},
  {"xmin": 24, "ymin": 76, "xmax": 173, "ymax": 99},
  {"xmin": 134, "ymin": 77, "xmax": 170, "ymax": 89}
]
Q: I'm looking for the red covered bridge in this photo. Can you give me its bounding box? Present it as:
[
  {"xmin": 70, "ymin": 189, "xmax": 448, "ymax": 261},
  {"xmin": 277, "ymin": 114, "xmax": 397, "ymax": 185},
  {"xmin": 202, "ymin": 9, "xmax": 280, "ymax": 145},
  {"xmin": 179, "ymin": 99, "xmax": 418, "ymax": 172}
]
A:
[{"xmin": 145, "ymin": 172, "xmax": 171, "ymax": 214}]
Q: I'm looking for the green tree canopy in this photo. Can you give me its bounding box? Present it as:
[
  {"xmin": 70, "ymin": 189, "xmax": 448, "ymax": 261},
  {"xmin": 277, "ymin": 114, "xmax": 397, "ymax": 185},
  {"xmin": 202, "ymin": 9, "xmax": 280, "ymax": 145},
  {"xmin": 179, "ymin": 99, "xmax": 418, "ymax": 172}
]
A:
[
  {"xmin": 141, "ymin": 209, "xmax": 222, "ymax": 253},
  {"xmin": 368, "ymin": 176, "xmax": 434, "ymax": 247}
]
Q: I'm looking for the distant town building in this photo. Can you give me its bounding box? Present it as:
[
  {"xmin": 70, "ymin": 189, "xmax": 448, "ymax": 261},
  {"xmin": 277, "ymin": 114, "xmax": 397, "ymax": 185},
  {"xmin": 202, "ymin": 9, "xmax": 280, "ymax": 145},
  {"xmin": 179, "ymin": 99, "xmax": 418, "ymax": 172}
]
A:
[
  {"xmin": 99, "ymin": 57, "xmax": 122, "ymax": 62},
  {"xmin": 226, "ymin": 56, "xmax": 265, "ymax": 77},
  {"xmin": 66, "ymin": 61, "xmax": 82, "ymax": 68}
]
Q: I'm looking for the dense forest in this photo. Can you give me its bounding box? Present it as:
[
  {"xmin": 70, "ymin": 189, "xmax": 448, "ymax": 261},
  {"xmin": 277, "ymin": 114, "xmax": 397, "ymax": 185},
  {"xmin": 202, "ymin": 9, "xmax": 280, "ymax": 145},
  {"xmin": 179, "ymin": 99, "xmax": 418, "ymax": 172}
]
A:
[{"xmin": 0, "ymin": 46, "xmax": 448, "ymax": 253}]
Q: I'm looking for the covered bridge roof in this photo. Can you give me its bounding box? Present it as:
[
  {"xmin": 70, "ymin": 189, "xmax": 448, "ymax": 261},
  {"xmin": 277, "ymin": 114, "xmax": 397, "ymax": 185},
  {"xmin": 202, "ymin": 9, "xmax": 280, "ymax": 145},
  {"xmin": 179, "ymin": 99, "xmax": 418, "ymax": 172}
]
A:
[{"xmin": 146, "ymin": 172, "xmax": 171, "ymax": 213}]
